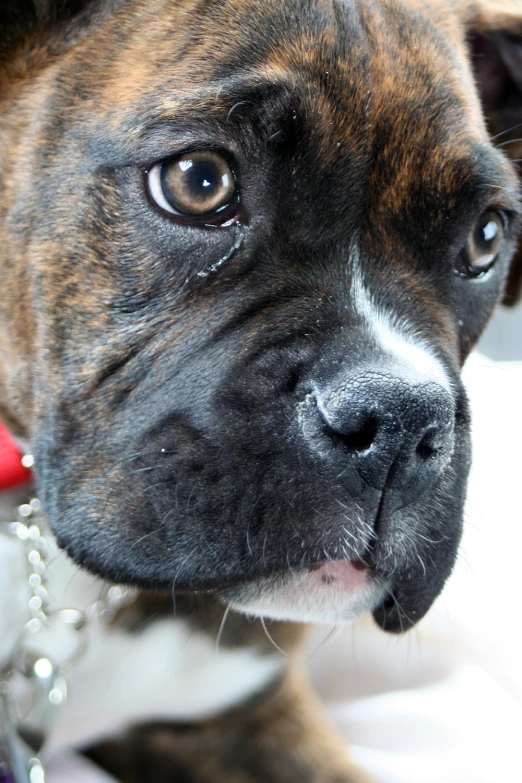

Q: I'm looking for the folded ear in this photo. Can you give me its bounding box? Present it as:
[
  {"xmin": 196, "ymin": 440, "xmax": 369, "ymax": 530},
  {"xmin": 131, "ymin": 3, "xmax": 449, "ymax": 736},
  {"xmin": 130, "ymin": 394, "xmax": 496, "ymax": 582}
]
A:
[
  {"xmin": 467, "ymin": 1, "xmax": 522, "ymax": 305},
  {"xmin": 0, "ymin": 1, "xmax": 108, "ymax": 64}
]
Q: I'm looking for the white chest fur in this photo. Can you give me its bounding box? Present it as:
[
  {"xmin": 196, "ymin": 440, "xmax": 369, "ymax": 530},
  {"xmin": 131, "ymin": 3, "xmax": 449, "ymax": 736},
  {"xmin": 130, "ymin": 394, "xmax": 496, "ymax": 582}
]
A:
[
  {"xmin": 0, "ymin": 492, "xmax": 283, "ymax": 752},
  {"xmin": 52, "ymin": 613, "xmax": 282, "ymax": 751}
]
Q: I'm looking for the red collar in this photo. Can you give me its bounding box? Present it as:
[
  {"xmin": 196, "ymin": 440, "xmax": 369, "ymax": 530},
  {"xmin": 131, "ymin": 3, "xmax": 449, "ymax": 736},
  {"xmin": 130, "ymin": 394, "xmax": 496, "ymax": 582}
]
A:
[{"xmin": 0, "ymin": 421, "xmax": 32, "ymax": 491}]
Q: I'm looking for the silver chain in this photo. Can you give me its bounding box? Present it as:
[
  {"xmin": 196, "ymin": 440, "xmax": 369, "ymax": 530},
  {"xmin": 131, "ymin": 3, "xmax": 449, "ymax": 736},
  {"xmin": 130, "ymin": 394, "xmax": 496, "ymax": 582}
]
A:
[{"xmin": 0, "ymin": 493, "xmax": 135, "ymax": 783}]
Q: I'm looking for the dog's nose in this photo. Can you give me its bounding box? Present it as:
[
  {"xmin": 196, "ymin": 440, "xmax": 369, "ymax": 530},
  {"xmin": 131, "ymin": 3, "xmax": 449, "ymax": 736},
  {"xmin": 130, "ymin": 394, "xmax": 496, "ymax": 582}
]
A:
[{"xmin": 314, "ymin": 371, "xmax": 455, "ymax": 506}]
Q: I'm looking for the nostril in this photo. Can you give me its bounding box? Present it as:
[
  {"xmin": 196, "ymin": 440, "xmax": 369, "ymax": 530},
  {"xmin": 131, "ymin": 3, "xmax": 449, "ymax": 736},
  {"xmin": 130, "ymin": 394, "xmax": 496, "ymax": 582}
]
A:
[
  {"xmin": 416, "ymin": 428, "xmax": 440, "ymax": 461},
  {"xmin": 327, "ymin": 417, "xmax": 378, "ymax": 452},
  {"xmin": 282, "ymin": 368, "xmax": 301, "ymax": 395},
  {"xmin": 343, "ymin": 418, "xmax": 378, "ymax": 452}
]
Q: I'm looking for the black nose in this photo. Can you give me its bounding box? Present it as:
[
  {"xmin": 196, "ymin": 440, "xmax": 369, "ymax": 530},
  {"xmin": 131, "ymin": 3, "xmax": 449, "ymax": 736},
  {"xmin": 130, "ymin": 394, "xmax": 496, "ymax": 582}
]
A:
[{"xmin": 314, "ymin": 370, "xmax": 455, "ymax": 507}]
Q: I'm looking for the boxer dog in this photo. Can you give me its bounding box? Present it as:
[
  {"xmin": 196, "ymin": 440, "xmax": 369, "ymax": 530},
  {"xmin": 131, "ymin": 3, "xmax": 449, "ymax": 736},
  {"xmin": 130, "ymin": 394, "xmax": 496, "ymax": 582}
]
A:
[{"xmin": 0, "ymin": 0, "xmax": 521, "ymax": 780}]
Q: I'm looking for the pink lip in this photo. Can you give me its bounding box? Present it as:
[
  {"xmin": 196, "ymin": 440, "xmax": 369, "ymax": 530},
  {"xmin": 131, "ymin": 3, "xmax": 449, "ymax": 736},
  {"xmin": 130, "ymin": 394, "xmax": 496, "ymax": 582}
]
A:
[{"xmin": 313, "ymin": 560, "xmax": 368, "ymax": 590}]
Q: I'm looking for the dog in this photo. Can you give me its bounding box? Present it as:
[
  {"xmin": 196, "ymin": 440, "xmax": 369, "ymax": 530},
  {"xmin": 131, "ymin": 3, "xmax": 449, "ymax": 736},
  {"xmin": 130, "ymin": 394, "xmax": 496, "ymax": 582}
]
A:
[{"xmin": 0, "ymin": 0, "xmax": 521, "ymax": 780}]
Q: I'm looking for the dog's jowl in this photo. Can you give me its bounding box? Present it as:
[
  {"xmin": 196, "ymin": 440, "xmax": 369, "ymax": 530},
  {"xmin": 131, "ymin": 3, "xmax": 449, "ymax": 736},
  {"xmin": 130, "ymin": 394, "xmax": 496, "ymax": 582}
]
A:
[{"xmin": 1, "ymin": 0, "xmax": 521, "ymax": 781}]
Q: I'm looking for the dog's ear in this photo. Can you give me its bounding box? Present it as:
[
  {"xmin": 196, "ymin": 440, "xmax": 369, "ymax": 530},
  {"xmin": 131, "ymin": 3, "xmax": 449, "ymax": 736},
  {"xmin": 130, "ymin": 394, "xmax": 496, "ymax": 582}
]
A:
[
  {"xmin": 0, "ymin": 1, "xmax": 112, "ymax": 63},
  {"xmin": 466, "ymin": 1, "xmax": 522, "ymax": 305},
  {"xmin": 0, "ymin": 1, "xmax": 87, "ymax": 39}
]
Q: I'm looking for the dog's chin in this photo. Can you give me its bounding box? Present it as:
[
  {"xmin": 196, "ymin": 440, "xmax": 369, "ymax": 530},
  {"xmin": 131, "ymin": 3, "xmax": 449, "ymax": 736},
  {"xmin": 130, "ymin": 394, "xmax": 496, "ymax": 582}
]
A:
[{"xmin": 220, "ymin": 560, "xmax": 389, "ymax": 624}]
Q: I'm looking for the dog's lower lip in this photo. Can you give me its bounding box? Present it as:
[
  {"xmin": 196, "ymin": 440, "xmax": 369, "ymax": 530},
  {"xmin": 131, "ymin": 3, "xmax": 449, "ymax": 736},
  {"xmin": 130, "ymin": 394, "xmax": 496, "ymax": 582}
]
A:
[
  {"xmin": 309, "ymin": 558, "xmax": 368, "ymax": 574},
  {"xmin": 177, "ymin": 559, "xmax": 371, "ymax": 595},
  {"xmin": 309, "ymin": 559, "xmax": 370, "ymax": 592}
]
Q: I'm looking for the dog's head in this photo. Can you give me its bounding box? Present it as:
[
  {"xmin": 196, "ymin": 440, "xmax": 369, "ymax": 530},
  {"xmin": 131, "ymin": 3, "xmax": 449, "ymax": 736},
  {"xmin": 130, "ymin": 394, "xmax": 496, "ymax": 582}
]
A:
[{"xmin": 0, "ymin": 0, "xmax": 521, "ymax": 632}]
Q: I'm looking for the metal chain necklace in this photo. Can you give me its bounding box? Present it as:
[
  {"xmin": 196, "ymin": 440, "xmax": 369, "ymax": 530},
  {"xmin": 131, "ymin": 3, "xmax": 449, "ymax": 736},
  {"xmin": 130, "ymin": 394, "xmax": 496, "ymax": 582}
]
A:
[{"xmin": 0, "ymin": 493, "xmax": 135, "ymax": 783}]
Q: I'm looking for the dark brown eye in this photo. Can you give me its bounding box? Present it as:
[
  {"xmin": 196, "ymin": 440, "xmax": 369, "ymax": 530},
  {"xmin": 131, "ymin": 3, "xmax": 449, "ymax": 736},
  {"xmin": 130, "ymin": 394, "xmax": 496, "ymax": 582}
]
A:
[
  {"xmin": 456, "ymin": 210, "xmax": 505, "ymax": 277},
  {"xmin": 148, "ymin": 151, "xmax": 237, "ymax": 220}
]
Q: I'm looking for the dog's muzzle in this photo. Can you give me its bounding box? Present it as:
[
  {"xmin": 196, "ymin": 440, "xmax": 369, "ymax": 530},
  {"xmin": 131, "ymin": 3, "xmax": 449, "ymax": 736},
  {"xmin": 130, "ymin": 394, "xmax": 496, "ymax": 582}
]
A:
[{"xmin": 224, "ymin": 356, "xmax": 458, "ymax": 628}]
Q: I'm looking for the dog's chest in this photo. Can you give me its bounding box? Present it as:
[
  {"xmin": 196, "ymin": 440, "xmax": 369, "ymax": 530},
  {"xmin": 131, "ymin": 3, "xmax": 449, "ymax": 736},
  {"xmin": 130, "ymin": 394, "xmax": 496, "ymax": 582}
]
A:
[
  {"xmin": 52, "ymin": 613, "xmax": 282, "ymax": 751},
  {"xmin": 0, "ymin": 492, "xmax": 282, "ymax": 751}
]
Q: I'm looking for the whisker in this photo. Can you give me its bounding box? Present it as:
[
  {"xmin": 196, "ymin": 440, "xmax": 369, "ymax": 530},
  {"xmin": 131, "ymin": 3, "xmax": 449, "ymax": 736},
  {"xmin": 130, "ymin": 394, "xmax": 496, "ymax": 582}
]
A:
[
  {"xmin": 262, "ymin": 534, "xmax": 268, "ymax": 568},
  {"xmin": 142, "ymin": 480, "xmax": 177, "ymax": 494},
  {"xmin": 414, "ymin": 550, "xmax": 427, "ymax": 577},
  {"xmin": 496, "ymin": 137, "xmax": 522, "ymax": 149},
  {"xmin": 101, "ymin": 449, "xmax": 176, "ymax": 479},
  {"xmin": 490, "ymin": 122, "xmax": 522, "ymax": 142},
  {"xmin": 215, "ymin": 605, "xmax": 231, "ymax": 652},
  {"xmin": 266, "ymin": 129, "xmax": 283, "ymax": 143},
  {"xmin": 307, "ymin": 623, "xmax": 344, "ymax": 660},
  {"xmin": 127, "ymin": 526, "xmax": 162, "ymax": 554},
  {"xmin": 170, "ymin": 546, "xmax": 199, "ymax": 615},
  {"xmin": 246, "ymin": 519, "xmax": 253, "ymax": 558},
  {"xmin": 260, "ymin": 617, "xmax": 289, "ymax": 657},
  {"xmin": 388, "ymin": 592, "xmax": 411, "ymax": 634},
  {"xmin": 45, "ymin": 545, "xmax": 72, "ymax": 570},
  {"xmin": 60, "ymin": 561, "xmax": 89, "ymax": 599},
  {"xmin": 227, "ymin": 100, "xmax": 253, "ymax": 122}
]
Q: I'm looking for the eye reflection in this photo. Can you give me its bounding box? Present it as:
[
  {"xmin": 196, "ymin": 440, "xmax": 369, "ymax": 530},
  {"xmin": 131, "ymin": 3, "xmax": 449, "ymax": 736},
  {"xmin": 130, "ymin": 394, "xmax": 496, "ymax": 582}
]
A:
[{"xmin": 456, "ymin": 210, "xmax": 505, "ymax": 277}]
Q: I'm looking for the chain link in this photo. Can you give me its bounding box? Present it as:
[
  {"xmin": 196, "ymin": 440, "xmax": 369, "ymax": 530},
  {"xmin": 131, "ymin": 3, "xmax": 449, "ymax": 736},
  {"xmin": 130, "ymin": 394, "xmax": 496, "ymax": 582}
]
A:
[
  {"xmin": 0, "ymin": 493, "xmax": 136, "ymax": 783},
  {"xmin": 12, "ymin": 499, "xmax": 49, "ymax": 622}
]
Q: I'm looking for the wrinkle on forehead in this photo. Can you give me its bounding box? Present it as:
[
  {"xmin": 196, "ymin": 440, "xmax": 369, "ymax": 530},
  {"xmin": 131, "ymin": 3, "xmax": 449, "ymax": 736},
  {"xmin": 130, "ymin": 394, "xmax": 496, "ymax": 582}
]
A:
[
  {"xmin": 83, "ymin": 0, "xmax": 479, "ymax": 133},
  {"xmin": 44, "ymin": 0, "xmax": 510, "ymax": 220},
  {"xmin": 43, "ymin": 0, "xmax": 477, "ymax": 122},
  {"xmin": 68, "ymin": 0, "xmax": 372, "ymax": 115},
  {"xmin": 348, "ymin": 0, "xmax": 495, "ymax": 222},
  {"xmin": 59, "ymin": 0, "xmax": 375, "ymax": 175}
]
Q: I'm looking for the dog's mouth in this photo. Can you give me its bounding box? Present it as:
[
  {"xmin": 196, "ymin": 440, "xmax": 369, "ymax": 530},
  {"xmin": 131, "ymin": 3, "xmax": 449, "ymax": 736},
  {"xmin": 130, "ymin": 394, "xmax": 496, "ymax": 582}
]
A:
[
  {"xmin": 219, "ymin": 559, "xmax": 389, "ymax": 626},
  {"xmin": 40, "ymin": 351, "xmax": 470, "ymax": 636}
]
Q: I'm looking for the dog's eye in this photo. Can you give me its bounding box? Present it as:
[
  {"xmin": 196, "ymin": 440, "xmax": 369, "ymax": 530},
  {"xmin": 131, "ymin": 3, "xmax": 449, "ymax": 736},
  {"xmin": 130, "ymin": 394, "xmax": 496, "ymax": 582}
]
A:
[
  {"xmin": 456, "ymin": 210, "xmax": 505, "ymax": 277},
  {"xmin": 147, "ymin": 151, "xmax": 237, "ymax": 221}
]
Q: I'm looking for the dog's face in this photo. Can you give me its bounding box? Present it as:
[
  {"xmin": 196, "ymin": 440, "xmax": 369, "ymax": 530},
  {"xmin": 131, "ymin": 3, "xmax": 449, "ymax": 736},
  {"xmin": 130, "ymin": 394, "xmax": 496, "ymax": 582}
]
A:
[{"xmin": 0, "ymin": 0, "xmax": 521, "ymax": 632}]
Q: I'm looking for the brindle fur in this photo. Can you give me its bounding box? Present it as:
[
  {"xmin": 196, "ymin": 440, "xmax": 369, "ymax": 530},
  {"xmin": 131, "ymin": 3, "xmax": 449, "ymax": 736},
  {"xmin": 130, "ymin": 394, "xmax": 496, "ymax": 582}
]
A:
[
  {"xmin": 85, "ymin": 667, "xmax": 375, "ymax": 783},
  {"xmin": 1, "ymin": 1, "xmax": 521, "ymax": 781}
]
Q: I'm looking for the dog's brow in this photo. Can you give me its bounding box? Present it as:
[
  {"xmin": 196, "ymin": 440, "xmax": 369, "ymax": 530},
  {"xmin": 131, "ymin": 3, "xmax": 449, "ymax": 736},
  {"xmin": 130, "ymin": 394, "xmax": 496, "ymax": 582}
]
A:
[
  {"xmin": 472, "ymin": 145, "xmax": 522, "ymax": 215},
  {"xmin": 145, "ymin": 70, "xmax": 292, "ymax": 128},
  {"xmin": 91, "ymin": 71, "xmax": 294, "ymax": 166}
]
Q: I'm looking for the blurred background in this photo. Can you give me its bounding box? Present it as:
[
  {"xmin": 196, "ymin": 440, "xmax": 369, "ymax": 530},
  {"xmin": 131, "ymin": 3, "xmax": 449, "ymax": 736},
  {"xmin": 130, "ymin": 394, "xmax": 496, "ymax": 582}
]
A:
[{"xmin": 478, "ymin": 301, "xmax": 522, "ymax": 359}]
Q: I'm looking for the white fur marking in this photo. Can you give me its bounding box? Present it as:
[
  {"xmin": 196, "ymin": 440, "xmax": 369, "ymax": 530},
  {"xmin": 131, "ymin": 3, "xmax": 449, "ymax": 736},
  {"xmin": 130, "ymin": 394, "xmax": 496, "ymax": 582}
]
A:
[
  {"xmin": 51, "ymin": 617, "xmax": 283, "ymax": 751},
  {"xmin": 227, "ymin": 563, "xmax": 387, "ymax": 625},
  {"xmin": 350, "ymin": 260, "xmax": 451, "ymax": 390}
]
